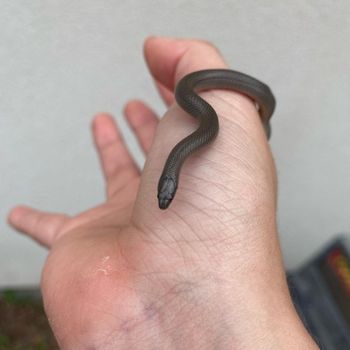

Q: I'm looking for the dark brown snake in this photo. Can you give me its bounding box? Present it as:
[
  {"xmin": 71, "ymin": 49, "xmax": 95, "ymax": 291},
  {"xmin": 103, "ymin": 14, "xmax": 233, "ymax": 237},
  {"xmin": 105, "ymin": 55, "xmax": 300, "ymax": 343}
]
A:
[{"xmin": 157, "ymin": 69, "xmax": 276, "ymax": 209}]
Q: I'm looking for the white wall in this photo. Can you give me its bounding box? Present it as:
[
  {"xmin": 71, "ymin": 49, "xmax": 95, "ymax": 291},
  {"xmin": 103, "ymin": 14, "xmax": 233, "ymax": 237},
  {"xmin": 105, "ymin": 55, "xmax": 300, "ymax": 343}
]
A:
[{"xmin": 1, "ymin": 0, "xmax": 350, "ymax": 287}]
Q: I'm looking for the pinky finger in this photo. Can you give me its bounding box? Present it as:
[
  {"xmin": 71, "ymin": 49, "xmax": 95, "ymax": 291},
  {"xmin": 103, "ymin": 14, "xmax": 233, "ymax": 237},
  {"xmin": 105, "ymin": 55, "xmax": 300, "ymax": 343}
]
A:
[{"xmin": 8, "ymin": 205, "xmax": 70, "ymax": 248}]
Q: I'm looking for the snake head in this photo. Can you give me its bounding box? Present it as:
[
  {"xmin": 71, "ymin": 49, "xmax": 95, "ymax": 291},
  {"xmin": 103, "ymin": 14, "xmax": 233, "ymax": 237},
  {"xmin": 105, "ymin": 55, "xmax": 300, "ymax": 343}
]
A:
[{"xmin": 157, "ymin": 176, "xmax": 177, "ymax": 210}]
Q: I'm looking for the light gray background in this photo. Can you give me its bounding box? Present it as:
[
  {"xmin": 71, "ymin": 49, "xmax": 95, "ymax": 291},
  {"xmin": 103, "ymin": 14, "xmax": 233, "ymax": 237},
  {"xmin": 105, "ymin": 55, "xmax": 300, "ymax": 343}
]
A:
[{"xmin": 1, "ymin": 1, "xmax": 350, "ymax": 287}]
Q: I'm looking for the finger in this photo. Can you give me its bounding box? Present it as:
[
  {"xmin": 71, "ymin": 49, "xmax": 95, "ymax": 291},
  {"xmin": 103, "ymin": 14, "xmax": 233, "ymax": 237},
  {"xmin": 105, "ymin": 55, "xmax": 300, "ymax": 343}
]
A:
[
  {"xmin": 134, "ymin": 37, "xmax": 268, "ymax": 221},
  {"xmin": 124, "ymin": 100, "xmax": 159, "ymax": 153},
  {"xmin": 92, "ymin": 113, "xmax": 139, "ymax": 196},
  {"xmin": 144, "ymin": 36, "xmax": 228, "ymax": 91},
  {"xmin": 143, "ymin": 36, "xmax": 264, "ymax": 141},
  {"xmin": 8, "ymin": 205, "xmax": 70, "ymax": 248},
  {"xmin": 155, "ymin": 80, "xmax": 175, "ymax": 106}
]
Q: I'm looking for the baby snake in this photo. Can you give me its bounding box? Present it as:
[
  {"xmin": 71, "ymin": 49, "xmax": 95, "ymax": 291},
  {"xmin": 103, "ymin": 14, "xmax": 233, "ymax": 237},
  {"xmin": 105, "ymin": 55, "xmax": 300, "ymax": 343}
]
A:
[{"xmin": 157, "ymin": 69, "xmax": 275, "ymax": 209}]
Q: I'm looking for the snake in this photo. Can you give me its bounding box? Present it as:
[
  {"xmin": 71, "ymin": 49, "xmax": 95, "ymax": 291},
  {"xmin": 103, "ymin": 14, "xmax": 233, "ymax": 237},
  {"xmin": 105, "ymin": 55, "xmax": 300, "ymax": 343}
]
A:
[{"xmin": 157, "ymin": 69, "xmax": 276, "ymax": 210}]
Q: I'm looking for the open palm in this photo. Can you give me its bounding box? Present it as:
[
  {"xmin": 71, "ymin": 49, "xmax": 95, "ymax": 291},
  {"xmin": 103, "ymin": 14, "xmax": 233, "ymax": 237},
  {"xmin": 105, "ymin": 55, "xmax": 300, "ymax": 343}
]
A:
[{"xmin": 8, "ymin": 37, "xmax": 314, "ymax": 349}]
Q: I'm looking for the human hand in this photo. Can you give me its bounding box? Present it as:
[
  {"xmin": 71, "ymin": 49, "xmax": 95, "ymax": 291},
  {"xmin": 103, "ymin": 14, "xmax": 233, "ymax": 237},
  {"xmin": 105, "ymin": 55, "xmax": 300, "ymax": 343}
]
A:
[{"xmin": 8, "ymin": 37, "xmax": 318, "ymax": 349}]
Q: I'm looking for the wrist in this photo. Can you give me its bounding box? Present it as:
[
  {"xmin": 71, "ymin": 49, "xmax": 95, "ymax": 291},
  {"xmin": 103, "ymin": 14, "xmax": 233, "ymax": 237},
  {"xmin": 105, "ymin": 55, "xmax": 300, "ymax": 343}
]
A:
[
  {"xmin": 222, "ymin": 283, "xmax": 319, "ymax": 349},
  {"xmin": 162, "ymin": 274, "xmax": 319, "ymax": 349},
  {"xmin": 123, "ymin": 259, "xmax": 319, "ymax": 350},
  {"xmin": 146, "ymin": 231, "xmax": 320, "ymax": 349}
]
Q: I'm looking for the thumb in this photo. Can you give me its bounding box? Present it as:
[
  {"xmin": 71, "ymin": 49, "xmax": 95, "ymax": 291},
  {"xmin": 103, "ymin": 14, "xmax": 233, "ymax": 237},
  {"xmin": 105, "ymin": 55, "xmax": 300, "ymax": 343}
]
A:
[
  {"xmin": 144, "ymin": 36, "xmax": 228, "ymax": 92},
  {"xmin": 143, "ymin": 36, "xmax": 262, "ymax": 134},
  {"xmin": 135, "ymin": 37, "xmax": 274, "ymax": 222}
]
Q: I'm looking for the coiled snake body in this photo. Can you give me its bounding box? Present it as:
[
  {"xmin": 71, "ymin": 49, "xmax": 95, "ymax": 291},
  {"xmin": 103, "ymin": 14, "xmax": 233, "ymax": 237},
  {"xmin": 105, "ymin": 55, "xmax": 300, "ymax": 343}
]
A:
[{"xmin": 157, "ymin": 69, "xmax": 276, "ymax": 210}]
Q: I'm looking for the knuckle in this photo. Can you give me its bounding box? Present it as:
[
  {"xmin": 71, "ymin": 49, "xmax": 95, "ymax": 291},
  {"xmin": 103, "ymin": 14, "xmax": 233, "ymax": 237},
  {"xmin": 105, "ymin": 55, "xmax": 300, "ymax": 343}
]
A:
[{"xmin": 193, "ymin": 39, "xmax": 221, "ymax": 55}]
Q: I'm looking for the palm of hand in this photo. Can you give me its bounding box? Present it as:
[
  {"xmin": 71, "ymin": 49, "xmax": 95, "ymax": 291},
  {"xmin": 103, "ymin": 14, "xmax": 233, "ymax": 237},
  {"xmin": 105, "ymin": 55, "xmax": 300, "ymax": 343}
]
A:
[{"xmin": 9, "ymin": 38, "xmax": 279, "ymax": 349}]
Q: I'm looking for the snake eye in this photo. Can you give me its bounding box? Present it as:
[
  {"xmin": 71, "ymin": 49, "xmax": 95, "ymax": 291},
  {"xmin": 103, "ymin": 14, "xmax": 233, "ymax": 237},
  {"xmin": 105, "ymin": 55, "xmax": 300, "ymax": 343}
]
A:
[{"xmin": 157, "ymin": 176, "xmax": 177, "ymax": 209}]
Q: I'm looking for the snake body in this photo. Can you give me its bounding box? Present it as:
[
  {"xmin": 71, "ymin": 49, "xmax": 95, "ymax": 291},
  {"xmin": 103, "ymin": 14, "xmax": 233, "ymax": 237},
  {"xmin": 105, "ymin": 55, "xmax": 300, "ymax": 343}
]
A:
[{"xmin": 157, "ymin": 69, "xmax": 276, "ymax": 210}]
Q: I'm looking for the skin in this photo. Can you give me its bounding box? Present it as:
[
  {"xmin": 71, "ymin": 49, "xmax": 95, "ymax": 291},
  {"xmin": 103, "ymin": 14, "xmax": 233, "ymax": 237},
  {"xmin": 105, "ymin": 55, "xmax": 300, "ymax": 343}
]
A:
[{"xmin": 8, "ymin": 37, "xmax": 319, "ymax": 349}]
